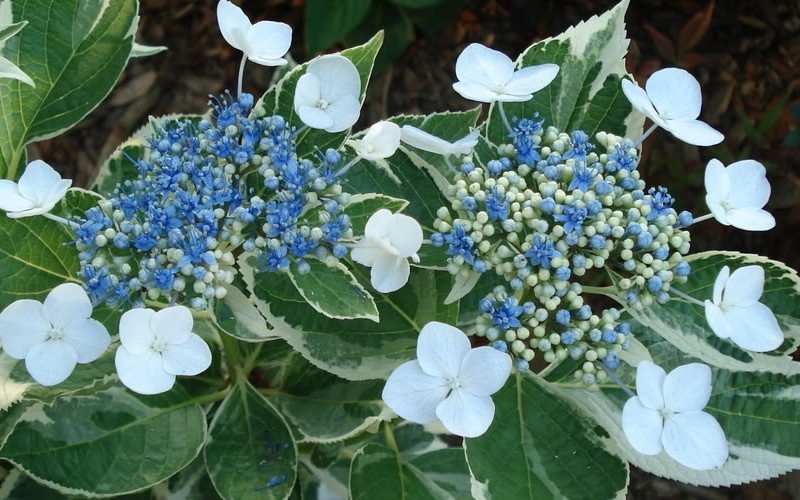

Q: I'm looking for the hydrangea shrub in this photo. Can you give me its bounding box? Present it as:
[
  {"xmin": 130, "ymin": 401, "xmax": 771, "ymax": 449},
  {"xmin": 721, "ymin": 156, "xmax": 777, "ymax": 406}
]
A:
[{"xmin": 0, "ymin": 0, "xmax": 798, "ymax": 498}]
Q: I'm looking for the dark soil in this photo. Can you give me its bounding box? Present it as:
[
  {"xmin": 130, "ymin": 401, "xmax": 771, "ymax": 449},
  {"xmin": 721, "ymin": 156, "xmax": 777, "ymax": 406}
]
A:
[{"xmin": 32, "ymin": 0, "xmax": 800, "ymax": 498}]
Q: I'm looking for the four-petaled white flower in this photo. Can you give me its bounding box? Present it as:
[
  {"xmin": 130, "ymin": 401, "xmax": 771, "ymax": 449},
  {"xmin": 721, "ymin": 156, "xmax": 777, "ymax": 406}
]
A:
[
  {"xmin": 115, "ymin": 306, "xmax": 212, "ymax": 395},
  {"xmin": 0, "ymin": 21, "xmax": 35, "ymax": 87},
  {"xmin": 351, "ymin": 209, "xmax": 423, "ymax": 293},
  {"xmin": 621, "ymin": 67, "xmax": 723, "ymax": 146},
  {"xmin": 704, "ymin": 265, "xmax": 783, "ymax": 352},
  {"xmin": 216, "ymin": 0, "xmax": 292, "ymax": 66},
  {"xmin": 294, "ymin": 54, "xmax": 361, "ymax": 133},
  {"xmin": 622, "ymin": 361, "xmax": 728, "ymax": 471},
  {"xmin": 400, "ymin": 125, "xmax": 480, "ymax": 157},
  {"xmin": 382, "ymin": 321, "xmax": 511, "ymax": 438},
  {"xmin": 0, "ymin": 283, "xmax": 110, "ymax": 386},
  {"xmin": 348, "ymin": 121, "xmax": 401, "ymax": 161},
  {"xmin": 704, "ymin": 158, "xmax": 775, "ymax": 231},
  {"xmin": 0, "ymin": 160, "xmax": 71, "ymax": 218},
  {"xmin": 452, "ymin": 43, "xmax": 559, "ymax": 103}
]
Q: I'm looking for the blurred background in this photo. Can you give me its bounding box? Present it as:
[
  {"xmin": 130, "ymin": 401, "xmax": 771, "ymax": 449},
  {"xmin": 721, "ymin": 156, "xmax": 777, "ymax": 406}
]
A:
[{"xmin": 33, "ymin": 1, "xmax": 800, "ymax": 497}]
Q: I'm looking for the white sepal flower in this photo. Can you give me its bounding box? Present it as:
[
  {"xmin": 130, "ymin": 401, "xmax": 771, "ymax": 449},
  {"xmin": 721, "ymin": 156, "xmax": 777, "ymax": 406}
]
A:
[
  {"xmin": 294, "ymin": 54, "xmax": 361, "ymax": 133},
  {"xmin": 382, "ymin": 321, "xmax": 511, "ymax": 438},
  {"xmin": 621, "ymin": 68, "xmax": 723, "ymax": 146},
  {"xmin": 704, "ymin": 158, "xmax": 775, "ymax": 231},
  {"xmin": 622, "ymin": 361, "xmax": 728, "ymax": 471},
  {"xmin": 348, "ymin": 121, "xmax": 401, "ymax": 161},
  {"xmin": 0, "ymin": 21, "xmax": 35, "ymax": 87},
  {"xmin": 704, "ymin": 265, "xmax": 783, "ymax": 352},
  {"xmin": 351, "ymin": 209, "xmax": 423, "ymax": 293},
  {"xmin": 400, "ymin": 125, "xmax": 480, "ymax": 156},
  {"xmin": 0, "ymin": 160, "xmax": 71, "ymax": 218},
  {"xmin": 452, "ymin": 43, "xmax": 558, "ymax": 103},
  {"xmin": 0, "ymin": 283, "xmax": 110, "ymax": 386},
  {"xmin": 216, "ymin": 0, "xmax": 292, "ymax": 66},
  {"xmin": 115, "ymin": 306, "xmax": 212, "ymax": 395}
]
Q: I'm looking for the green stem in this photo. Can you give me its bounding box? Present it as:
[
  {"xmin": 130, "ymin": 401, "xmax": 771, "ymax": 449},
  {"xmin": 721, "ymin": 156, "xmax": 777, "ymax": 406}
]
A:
[
  {"xmin": 382, "ymin": 421, "xmax": 399, "ymax": 452},
  {"xmin": 219, "ymin": 332, "xmax": 244, "ymax": 382},
  {"xmin": 243, "ymin": 342, "xmax": 265, "ymax": 374},
  {"xmin": 7, "ymin": 147, "xmax": 22, "ymax": 181},
  {"xmin": 183, "ymin": 388, "xmax": 231, "ymax": 407},
  {"xmin": 581, "ymin": 285, "xmax": 616, "ymax": 296}
]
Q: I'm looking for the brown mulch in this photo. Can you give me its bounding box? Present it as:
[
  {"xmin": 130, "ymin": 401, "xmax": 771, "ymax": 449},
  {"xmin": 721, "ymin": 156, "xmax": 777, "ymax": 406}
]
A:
[{"xmin": 32, "ymin": 0, "xmax": 800, "ymax": 498}]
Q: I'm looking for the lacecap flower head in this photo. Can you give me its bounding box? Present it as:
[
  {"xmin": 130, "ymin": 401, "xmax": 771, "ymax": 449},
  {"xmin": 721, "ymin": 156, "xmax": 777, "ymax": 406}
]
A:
[
  {"xmin": 0, "ymin": 160, "xmax": 71, "ymax": 218},
  {"xmin": 294, "ymin": 54, "xmax": 361, "ymax": 133},
  {"xmin": 382, "ymin": 321, "xmax": 512, "ymax": 437},
  {"xmin": 217, "ymin": 0, "xmax": 292, "ymax": 66},
  {"xmin": 704, "ymin": 158, "xmax": 775, "ymax": 231}
]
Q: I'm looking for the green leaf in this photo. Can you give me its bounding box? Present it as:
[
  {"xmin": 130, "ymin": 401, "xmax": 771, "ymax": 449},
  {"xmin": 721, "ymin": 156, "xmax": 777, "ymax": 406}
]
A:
[
  {"xmin": 485, "ymin": 0, "xmax": 642, "ymax": 144},
  {"xmin": 621, "ymin": 251, "xmax": 800, "ymax": 375},
  {"xmin": 465, "ymin": 373, "xmax": 629, "ymax": 500},
  {"xmin": 547, "ymin": 320, "xmax": 800, "ymax": 487},
  {"xmin": 305, "ymin": 0, "xmax": 373, "ymax": 55},
  {"xmin": 255, "ymin": 32, "xmax": 383, "ymax": 158},
  {"xmin": 244, "ymin": 261, "xmax": 457, "ymax": 380},
  {"xmin": 0, "ymin": 0, "xmax": 139, "ymax": 179},
  {"xmin": 213, "ymin": 282, "xmax": 279, "ymax": 342},
  {"xmin": 390, "ymin": 0, "xmax": 445, "ymax": 7},
  {"xmin": 1, "ymin": 386, "xmax": 207, "ymax": 496},
  {"xmin": 204, "ymin": 381, "xmax": 297, "ymax": 500},
  {"xmin": 262, "ymin": 351, "xmax": 390, "ymax": 443},
  {"xmin": 409, "ymin": 449, "xmax": 472, "ymax": 500},
  {"xmin": 349, "ymin": 443, "xmax": 452, "ymax": 500},
  {"xmin": 347, "ymin": 3, "xmax": 414, "ymax": 74},
  {"xmin": 288, "ymin": 259, "xmax": 379, "ymax": 321},
  {"xmin": 168, "ymin": 457, "xmax": 222, "ymax": 500}
]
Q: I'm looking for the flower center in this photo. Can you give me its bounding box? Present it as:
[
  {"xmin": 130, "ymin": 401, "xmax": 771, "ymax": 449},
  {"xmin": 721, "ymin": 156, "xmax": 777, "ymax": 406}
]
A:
[
  {"xmin": 47, "ymin": 327, "xmax": 64, "ymax": 341},
  {"xmin": 721, "ymin": 199, "xmax": 732, "ymax": 210},
  {"xmin": 446, "ymin": 376, "xmax": 461, "ymax": 391},
  {"xmin": 493, "ymin": 83, "xmax": 506, "ymax": 95},
  {"xmin": 151, "ymin": 339, "xmax": 167, "ymax": 353},
  {"xmin": 316, "ymin": 99, "xmax": 329, "ymax": 110},
  {"xmin": 365, "ymin": 144, "xmax": 375, "ymax": 153}
]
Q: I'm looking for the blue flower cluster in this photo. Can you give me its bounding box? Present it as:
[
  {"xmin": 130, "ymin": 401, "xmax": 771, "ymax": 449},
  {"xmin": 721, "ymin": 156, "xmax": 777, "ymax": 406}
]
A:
[
  {"xmin": 431, "ymin": 121, "xmax": 692, "ymax": 381},
  {"xmin": 75, "ymin": 92, "xmax": 352, "ymax": 310}
]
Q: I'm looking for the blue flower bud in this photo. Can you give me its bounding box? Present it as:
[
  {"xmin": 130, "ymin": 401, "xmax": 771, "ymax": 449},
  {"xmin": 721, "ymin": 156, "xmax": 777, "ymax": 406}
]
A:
[{"xmin": 674, "ymin": 261, "xmax": 691, "ymax": 277}]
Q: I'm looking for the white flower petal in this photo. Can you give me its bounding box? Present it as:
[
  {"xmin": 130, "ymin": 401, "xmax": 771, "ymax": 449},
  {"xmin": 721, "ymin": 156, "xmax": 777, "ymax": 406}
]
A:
[
  {"xmin": 450, "ymin": 129, "xmax": 481, "ymax": 155},
  {"xmin": 662, "ymin": 411, "xmax": 728, "ymax": 470},
  {"xmin": 621, "ymin": 397, "xmax": 664, "ymax": 455},
  {"xmin": 436, "ymin": 389, "xmax": 495, "ymax": 438},
  {"xmin": 363, "ymin": 208, "xmax": 394, "ymax": 239},
  {"xmin": 705, "ymin": 301, "xmax": 732, "ymax": 339},
  {"xmin": 645, "ymin": 67, "xmax": 702, "ymax": 120},
  {"xmin": 400, "ymin": 125, "xmax": 452, "ymax": 155},
  {"xmin": 26, "ymin": 340, "xmax": 77, "ymax": 386},
  {"xmin": 357, "ymin": 121, "xmax": 401, "ymax": 160},
  {"xmin": 311, "ymin": 55, "xmax": 361, "ymax": 102},
  {"xmin": 17, "ymin": 160, "xmax": 67, "ymax": 205},
  {"xmin": 725, "ymin": 302, "xmax": 784, "ymax": 352},
  {"xmin": 723, "ymin": 265, "xmax": 764, "ymax": 306},
  {"xmin": 244, "ymin": 20, "xmax": 291, "ymax": 64},
  {"xmin": 119, "ymin": 308, "xmax": 157, "ymax": 354},
  {"xmin": 706, "ymin": 193, "xmax": 730, "ymax": 226},
  {"xmin": 455, "ymin": 43, "xmax": 513, "ymax": 90},
  {"xmin": 382, "ymin": 360, "xmax": 448, "ymax": 424},
  {"xmin": 635, "ymin": 360, "xmax": 666, "ymax": 410},
  {"xmin": 726, "ymin": 208, "xmax": 775, "ymax": 231},
  {"xmin": 452, "ymin": 81, "xmax": 501, "ymax": 103},
  {"xmin": 712, "ymin": 266, "xmax": 730, "ymax": 305},
  {"xmin": 417, "ymin": 321, "xmax": 470, "ymax": 379},
  {"xmin": 42, "ymin": 283, "xmax": 92, "ymax": 329},
  {"xmin": 703, "ymin": 158, "xmax": 730, "ymax": 201},
  {"xmin": 247, "ymin": 55, "xmax": 287, "ymax": 66},
  {"xmin": 115, "ymin": 346, "xmax": 175, "ymax": 395},
  {"xmin": 350, "ymin": 240, "xmax": 384, "ymax": 268},
  {"xmin": 43, "ymin": 179, "xmax": 72, "ymax": 208},
  {"xmin": 726, "ymin": 160, "xmax": 770, "ymax": 209},
  {"xmin": 504, "ymin": 64, "xmax": 559, "ymax": 96},
  {"xmin": 62, "ymin": 318, "xmax": 110, "ymax": 363},
  {"xmin": 323, "ymin": 94, "xmax": 361, "ymax": 133},
  {"xmin": 162, "ymin": 334, "xmax": 212, "ymax": 376},
  {"xmin": 457, "ymin": 346, "xmax": 511, "ymax": 397},
  {"xmin": 621, "ymin": 79, "xmax": 665, "ymax": 127},
  {"xmin": 663, "ymin": 363, "xmax": 712, "ymax": 412},
  {"xmin": 385, "ymin": 213, "xmax": 423, "ymax": 258},
  {"xmin": 152, "ymin": 306, "xmax": 193, "ymax": 345},
  {"xmin": 216, "ymin": 0, "xmax": 250, "ymax": 51},
  {"xmin": 0, "ymin": 300, "xmax": 50, "ymax": 359},
  {"xmin": 294, "ymin": 72, "xmax": 322, "ymax": 109},
  {"xmin": 297, "ymin": 105, "xmax": 335, "ymax": 130},
  {"xmin": 663, "ymin": 119, "xmax": 724, "ymax": 146},
  {"xmin": 370, "ymin": 254, "xmax": 409, "ymax": 293},
  {"xmin": 0, "ymin": 55, "xmax": 35, "ymax": 87},
  {"xmin": 0, "ymin": 180, "xmax": 35, "ymax": 213}
]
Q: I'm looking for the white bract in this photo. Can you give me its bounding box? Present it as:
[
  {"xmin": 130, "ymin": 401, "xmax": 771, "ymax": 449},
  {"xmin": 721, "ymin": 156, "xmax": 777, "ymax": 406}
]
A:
[
  {"xmin": 621, "ymin": 67, "xmax": 723, "ymax": 146},
  {"xmin": 0, "ymin": 21, "xmax": 34, "ymax": 87},
  {"xmin": 294, "ymin": 54, "xmax": 361, "ymax": 133},
  {"xmin": 400, "ymin": 126, "xmax": 480, "ymax": 157},
  {"xmin": 348, "ymin": 121, "xmax": 401, "ymax": 161},
  {"xmin": 0, "ymin": 283, "xmax": 110, "ymax": 386},
  {"xmin": 216, "ymin": 0, "xmax": 291, "ymax": 66},
  {"xmin": 0, "ymin": 160, "xmax": 71, "ymax": 218},
  {"xmin": 351, "ymin": 209, "xmax": 422, "ymax": 293},
  {"xmin": 704, "ymin": 158, "xmax": 775, "ymax": 231},
  {"xmin": 622, "ymin": 361, "xmax": 728, "ymax": 471},
  {"xmin": 382, "ymin": 321, "xmax": 511, "ymax": 437},
  {"xmin": 115, "ymin": 306, "xmax": 212, "ymax": 395},
  {"xmin": 704, "ymin": 265, "xmax": 783, "ymax": 352},
  {"xmin": 452, "ymin": 43, "xmax": 558, "ymax": 103}
]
